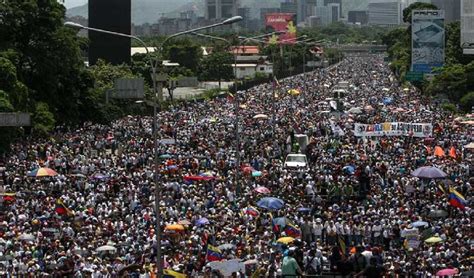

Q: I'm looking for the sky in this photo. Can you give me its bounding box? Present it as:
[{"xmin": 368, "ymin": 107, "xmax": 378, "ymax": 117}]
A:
[{"xmin": 62, "ymin": 0, "xmax": 87, "ymax": 9}]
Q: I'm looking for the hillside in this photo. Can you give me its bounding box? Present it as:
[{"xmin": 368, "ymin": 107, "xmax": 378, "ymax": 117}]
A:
[{"xmin": 66, "ymin": 0, "xmax": 195, "ymax": 25}]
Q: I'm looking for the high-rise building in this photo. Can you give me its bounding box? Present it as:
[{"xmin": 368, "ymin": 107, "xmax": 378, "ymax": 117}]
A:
[
  {"xmin": 348, "ymin": 10, "xmax": 368, "ymax": 25},
  {"xmin": 432, "ymin": 0, "xmax": 461, "ymax": 23},
  {"xmin": 88, "ymin": 0, "xmax": 131, "ymax": 65},
  {"xmin": 324, "ymin": 0, "xmax": 343, "ymax": 17},
  {"xmin": 205, "ymin": 0, "xmax": 239, "ymax": 20},
  {"xmin": 297, "ymin": 0, "xmax": 318, "ymax": 23},
  {"xmin": 315, "ymin": 3, "xmax": 340, "ymax": 25},
  {"xmin": 368, "ymin": 0, "xmax": 402, "ymax": 26},
  {"xmin": 281, "ymin": 0, "xmax": 298, "ymax": 17}
]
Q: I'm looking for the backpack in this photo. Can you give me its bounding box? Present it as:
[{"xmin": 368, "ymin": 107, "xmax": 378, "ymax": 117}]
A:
[{"xmin": 305, "ymin": 256, "xmax": 319, "ymax": 275}]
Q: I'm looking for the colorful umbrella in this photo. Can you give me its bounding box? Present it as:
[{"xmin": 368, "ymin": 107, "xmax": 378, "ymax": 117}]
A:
[
  {"xmin": 254, "ymin": 186, "xmax": 271, "ymax": 194},
  {"xmin": 411, "ymin": 166, "xmax": 447, "ymax": 179},
  {"xmin": 256, "ymin": 197, "xmax": 285, "ymax": 210},
  {"xmin": 272, "ymin": 217, "xmax": 288, "ymax": 227},
  {"xmin": 183, "ymin": 175, "xmax": 213, "ymax": 181},
  {"xmin": 252, "ymin": 171, "xmax": 262, "ymax": 177},
  {"xmin": 297, "ymin": 207, "xmax": 311, "ymax": 213},
  {"xmin": 196, "ymin": 217, "xmax": 210, "ymax": 226},
  {"xmin": 412, "ymin": 221, "xmax": 429, "ymax": 228},
  {"xmin": 436, "ymin": 268, "xmax": 458, "ymax": 276},
  {"xmin": 425, "ymin": 236, "xmax": 443, "ymax": 243},
  {"xmin": 159, "ymin": 154, "xmax": 172, "ymax": 159},
  {"xmin": 96, "ymin": 245, "xmax": 117, "ymax": 252},
  {"xmin": 288, "ymin": 89, "xmax": 300, "ymax": 96},
  {"xmin": 276, "ymin": 237, "xmax": 295, "ymax": 244},
  {"xmin": 177, "ymin": 219, "xmax": 191, "ymax": 225},
  {"xmin": 428, "ymin": 209, "xmax": 448, "ymax": 218},
  {"xmin": 165, "ymin": 224, "xmax": 185, "ymax": 231},
  {"xmin": 91, "ymin": 173, "xmax": 110, "ymax": 180},
  {"xmin": 218, "ymin": 243, "xmax": 235, "ymax": 250},
  {"xmin": 253, "ymin": 114, "xmax": 269, "ymax": 120},
  {"xmin": 27, "ymin": 167, "xmax": 58, "ymax": 177}
]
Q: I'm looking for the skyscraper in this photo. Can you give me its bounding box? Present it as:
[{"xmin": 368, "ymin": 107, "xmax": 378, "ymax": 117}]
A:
[
  {"xmin": 324, "ymin": 0, "xmax": 343, "ymax": 17},
  {"xmin": 88, "ymin": 0, "xmax": 131, "ymax": 65},
  {"xmin": 205, "ymin": 0, "xmax": 239, "ymax": 20},
  {"xmin": 368, "ymin": 0, "xmax": 402, "ymax": 26},
  {"xmin": 431, "ymin": 0, "xmax": 461, "ymax": 23}
]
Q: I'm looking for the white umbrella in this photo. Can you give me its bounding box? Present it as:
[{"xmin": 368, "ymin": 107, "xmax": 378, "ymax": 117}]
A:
[
  {"xmin": 348, "ymin": 107, "xmax": 363, "ymax": 114},
  {"xmin": 19, "ymin": 234, "xmax": 35, "ymax": 241},
  {"xmin": 253, "ymin": 114, "xmax": 268, "ymax": 120},
  {"xmin": 464, "ymin": 142, "xmax": 474, "ymax": 149},
  {"xmin": 382, "ymin": 88, "xmax": 390, "ymax": 91},
  {"xmin": 96, "ymin": 245, "xmax": 117, "ymax": 252}
]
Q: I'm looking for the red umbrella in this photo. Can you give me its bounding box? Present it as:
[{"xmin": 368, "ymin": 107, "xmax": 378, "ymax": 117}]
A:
[
  {"xmin": 242, "ymin": 166, "xmax": 254, "ymax": 174},
  {"xmin": 254, "ymin": 186, "xmax": 271, "ymax": 194},
  {"xmin": 183, "ymin": 175, "xmax": 213, "ymax": 181},
  {"xmin": 436, "ymin": 268, "xmax": 458, "ymax": 276}
]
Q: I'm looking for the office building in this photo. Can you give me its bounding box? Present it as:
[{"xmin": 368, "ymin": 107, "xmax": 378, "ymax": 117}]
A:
[
  {"xmin": 281, "ymin": 0, "xmax": 298, "ymax": 17},
  {"xmin": 348, "ymin": 10, "xmax": 369, "ymax": 25},
  {"xmin": 368, "ymin": 0, "xmax": 402, "ymax": 26},
  {"xmin": 432, "ymin": 0, "xmax": 461, "ymax": 23},
  {"xmin": 88, "ymin": 0, "xmax": 131, "ymax": 65},
  {"xmin": 205, "ymin": 0, "xmax": 239, "ymax": 20},
  {"xmin": 315, "ymin": 3, "xmax": 340, "ymax": 25},
  {"xmin": 324, "ymin": 0, "xmax": 343, "ymax": 17}
]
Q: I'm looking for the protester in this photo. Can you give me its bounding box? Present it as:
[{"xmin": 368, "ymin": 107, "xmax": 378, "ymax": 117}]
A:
[{"xmin": 0, "ymin": 55, "xmax": 471, "ymax": 277}]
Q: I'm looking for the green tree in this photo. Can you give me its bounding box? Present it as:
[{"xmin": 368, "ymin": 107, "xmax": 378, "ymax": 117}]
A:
[
  {"xmin": 459, "ymin": 92, "xmax": 474, "ymax": 112},
  {"xmin": 32, "ymin": 102, "xmax": 55, "ymax": 137},
  {"xmin": 0, "ymin": 0, "xmax": 94, "ymax": 124},
  {"xmin": 165, "ymin": 39, "xmax": 202, "ymax": 74},
  {"xmin": 198, "ymin": 51, "xmax": 234, "ymax": 89}
]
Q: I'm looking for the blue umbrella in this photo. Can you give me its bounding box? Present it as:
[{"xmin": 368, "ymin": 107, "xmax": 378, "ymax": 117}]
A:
[
  {"xmin": 343, "ymin": 165, "xmax": 355, "ymax": 174},
  {"xmin": 412, "ymin": 221, "xmax": 429, "ymax": 228},
  {"xmin": 297, "ymin": 207, "xmax": 311, "ymax": 213},
  {"xmin": 195, "ymin": 217, "xmax": 210, "ymax": 226},
  {"xmin": 159, "ymin": 154, "xmax": 172, "ymax": 159},
  {"xmin": 167, "ymin": 165, "xmax": 179, "ymax": 170},
  {"xmin": 252, "ymin": 171, "xmax": 262, "ymax": 177},
  {"xmin": 272, "ymin": 217, "xmax": 288, "ymax": 227},
  {"xmin": 411, "ymin": 166, "xmax": 447, "ymax": 179},
  {"xmin": 383, "ymin": 97, "xmax": 393, "ymax": 105},
  {"xmin": 91, "ymin": 173, "xmax": 110, "ymax": 180},
  {"xmin": 257, "ymin": 197, "xmax": 285, "ymax": 210}
]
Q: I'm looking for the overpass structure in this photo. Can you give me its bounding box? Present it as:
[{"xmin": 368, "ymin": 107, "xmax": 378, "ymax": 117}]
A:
[{"xmin": 330, "ymin": 44, "xmax": 388, "ymax": 56}]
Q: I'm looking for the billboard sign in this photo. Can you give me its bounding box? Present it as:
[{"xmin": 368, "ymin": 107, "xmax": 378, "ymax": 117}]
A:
[
  {"xmin": 264, "ymin": 13, "xmax": 297, "ymax": 44},
  {"xmin": 461, "ymin": 0, "xmax": 474, "ymax": 53},
  {"xmin": 354, "ymin": 122, "xmax": 433, "ymax": 137},
  {"xmin": 113, "ymin": 78, "xmax": 145, "ymax": 99},
  {"xmin": 411, "ymin": 10, "xmax": 445, "ymax": 73},
  {"xmin": 0, "ymin": 113, "xmax": 31, "ymax": 127}
]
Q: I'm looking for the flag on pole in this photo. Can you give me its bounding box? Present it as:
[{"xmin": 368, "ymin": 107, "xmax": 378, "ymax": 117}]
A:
[
  {"xmin": 55, "ymin": 199, "xmax": 73, "ymax": 216},
  {"xmin": 227, "ymin": 92, "xmax": 234, "ymax": 102},
  {"xmin": 269, "ymin": 213, "xmax": 280, "ymax": 233},
  {"xmin": 284, "ymin": 222, "xmax": 301, "ymax": 238},
  {"xmin": 448, "ymin": 187, "xmax": 466, "ymax": 209},
  {"xmin": 206, "ymin": 244, "xmax": 223, "ymax": 262}
]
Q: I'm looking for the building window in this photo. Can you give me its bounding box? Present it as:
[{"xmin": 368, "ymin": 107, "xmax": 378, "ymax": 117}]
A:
[
  {"xmin": 240, "ymin": 68, "xmax": 245, "ymax": 71},
  {"xmin": 260, "ymin": 67, "xmax": 265, "ymax": 71}
]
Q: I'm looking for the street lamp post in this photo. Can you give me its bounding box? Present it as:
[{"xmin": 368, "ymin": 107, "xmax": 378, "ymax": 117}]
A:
[{"xmin": 65, "ymin": 16, "xmax": 242, "ymax": 278}]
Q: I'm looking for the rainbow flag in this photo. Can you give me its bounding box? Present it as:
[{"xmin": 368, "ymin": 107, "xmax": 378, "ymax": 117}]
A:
[
  {"xmin": 284, "ymin": 223, "xmax": 301, "ymax": 238},
  {"xmin": 206, "ymin": 244, "xmax": 223, "ymax": 262},
  {"xmin": 55, "ymin": 199, "xmax": 73, "ymax": 216},
  {"xmin": 448, "ymin": 187, "xmax": 466, "ymax": 210}
]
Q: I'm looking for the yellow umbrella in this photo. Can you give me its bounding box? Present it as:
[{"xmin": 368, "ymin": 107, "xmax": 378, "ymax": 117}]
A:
[
  {"xmin": 425, "ymin": 236, "xmax": 443, "ymax": 243},
  {"xmin": 287, "ymin": 89, "xmax": 300, "ymax": 96},
  {"xmin": 276, "ymin": 236, "xmax": 295, "ymax": 244},
  {"xmin": 163, "ymin": 269, "xmax": 186, "ymax": 278},
  {"xmin": 165, "ymin": 224, "xmax": 185, "ymax": 231}
]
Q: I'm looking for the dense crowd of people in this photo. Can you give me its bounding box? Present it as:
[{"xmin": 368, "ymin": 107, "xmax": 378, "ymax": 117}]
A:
[{"xmin": 0, "ymin": 56, "xmax": 472, "ymax": 277}]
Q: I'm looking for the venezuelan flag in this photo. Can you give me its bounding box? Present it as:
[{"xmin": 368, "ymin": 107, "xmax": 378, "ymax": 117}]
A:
[
  {"xmin": 244, "ymin": 206, "xmax": 260, "ymax": 217},
  {"xmin": 269, "ymin": 213, "xmax": 279, "ymax": 233},
  {"xmin": 55, "ymin": 199, "xmax": 73, "ymax": 216},
  {"xmin": 206, "ymin": 244, "xmax": 223, "ymax": 262},
  {"xmin": 284, "ymin": 223, "xmax": 301, "ymax": 238},
  {"xmin": 448, "ymin": 187, "xmax": 466, "ymax": 210}
]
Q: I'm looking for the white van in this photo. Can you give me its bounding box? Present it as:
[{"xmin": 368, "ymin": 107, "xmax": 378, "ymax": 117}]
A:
[{"xmin": 284, "ymin": 154, "xmax": 308, "ymax": 168}]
